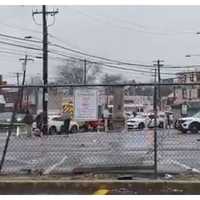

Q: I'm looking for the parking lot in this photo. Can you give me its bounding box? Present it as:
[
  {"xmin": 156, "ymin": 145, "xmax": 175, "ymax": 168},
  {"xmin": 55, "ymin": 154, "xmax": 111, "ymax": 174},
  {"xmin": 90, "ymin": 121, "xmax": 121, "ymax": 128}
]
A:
[{"xmin": 0, "ymin": 128, "xmax": 199, "ymax": 175}]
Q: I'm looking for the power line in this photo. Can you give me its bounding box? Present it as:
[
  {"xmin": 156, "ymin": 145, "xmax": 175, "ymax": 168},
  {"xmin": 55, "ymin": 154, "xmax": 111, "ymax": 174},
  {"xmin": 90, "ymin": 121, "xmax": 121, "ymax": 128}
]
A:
[
  {"xmin": 0, "ymin": 31, "xmax": 199, "ymax": 71},
  {"xmin": 0, "ymin": 40, "xmax": 42, "ymax": 51},
  {"xmin": 0, "ymin": 33, "xmax": 42, "ymax": 44},
  {"xmin": 96, "ymin": 13, "xmax": 194, "ymax": 35},
  {"xmin": 0, "ymin": 50, "xmax": 29, "ymax": 57},
  {"xmin": 49, "ymin": 42, "xmax": 155, "ymax": 67},
  {"xmin": 0, "ymin": 36, "xmax": 42, "ymax": 50},
  {"xmin": 0, "ymin": 32, "xmax": 154, "ymax": 69},
  {"xmin": 48, "ymin": 35, "xmax": 200, "ymax": 71},
  {"xmin": 0, "ymin": 37, "xmax": 185, "ymax": 76},
  {"xmin": 0, "ymin": 32, "xmax": 197, "ymax": 76},
  {"xmin": 49, "ymin": 50, "xmax": 179, "ymax": 75},
  {"xmin": 51, "ymin": 53, "xmax": 177, "ymax": 76},
  {"xmin": 69, "ymin": 8, "xmax": 195, "ymax": 37},
  {"xmin": 0, "ymin": 46, "xmax": 42, "ymax": 57}
]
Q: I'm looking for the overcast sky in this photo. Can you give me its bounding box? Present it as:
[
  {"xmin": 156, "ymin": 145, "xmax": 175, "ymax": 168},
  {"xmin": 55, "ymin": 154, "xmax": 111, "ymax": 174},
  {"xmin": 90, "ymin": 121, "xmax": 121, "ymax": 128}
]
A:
[{"xmin": 1, "ymin": 6, "xmax": 200, "ymax": 83}]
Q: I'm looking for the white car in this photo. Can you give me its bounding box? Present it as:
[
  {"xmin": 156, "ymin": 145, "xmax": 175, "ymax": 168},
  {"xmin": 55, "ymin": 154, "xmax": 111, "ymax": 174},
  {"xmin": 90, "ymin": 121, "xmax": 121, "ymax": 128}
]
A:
[
  {"xmin": 127, "ymin": 112, "xmax": 165, "ymax": 130},
  {"xmin": 127, "ymin": 117, "xmax": 147, "ymax": 130},
  {"xmin": 176, "ymin": 112, "xmax": 200, "ymax": 134},
  {"xmin": 33, "ymin": 115, "xmax": 79, "ymax": 135}
]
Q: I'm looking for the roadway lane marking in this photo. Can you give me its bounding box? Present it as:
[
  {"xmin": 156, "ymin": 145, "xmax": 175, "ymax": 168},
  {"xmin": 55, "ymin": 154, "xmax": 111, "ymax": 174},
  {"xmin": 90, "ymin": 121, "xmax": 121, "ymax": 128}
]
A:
[
  {"xmin": 43, "ymin": 155, "xmax": 68, "ymax": 175},
  {"xmin": 169, "ymin": 159, "xmax": 200, "ymax": 173},
  {"xmin": 94, "ymin": 189, "xmax": 109, "ymax": 195}
]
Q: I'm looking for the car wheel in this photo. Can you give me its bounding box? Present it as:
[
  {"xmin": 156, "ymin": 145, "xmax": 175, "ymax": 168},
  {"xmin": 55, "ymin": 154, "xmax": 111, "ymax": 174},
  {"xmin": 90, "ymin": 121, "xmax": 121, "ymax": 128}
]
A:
[
  {"xmin": 189, "ymin": 123, "xmax": 200, "ymax": 134},
  {"xmin": 138, "ymin": 123, "xmax": 145, "ymax": 130},
  {"xmin": 49, "ymin": 126, "xmax": 57, "ymax": 135},
  {"xmin": 70, "ymin": 125, "xmax": 78, "ymax": 133},
  {"xmin": 181, "ymin": 129, "xmax": 187, "ymax": 134}
]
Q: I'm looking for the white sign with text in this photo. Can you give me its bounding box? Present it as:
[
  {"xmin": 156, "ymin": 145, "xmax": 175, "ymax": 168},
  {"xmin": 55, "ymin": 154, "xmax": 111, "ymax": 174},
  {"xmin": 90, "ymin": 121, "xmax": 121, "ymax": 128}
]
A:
[{"xmin": 74, "ymin": 88, "xmax": 98, "ymax": 121}]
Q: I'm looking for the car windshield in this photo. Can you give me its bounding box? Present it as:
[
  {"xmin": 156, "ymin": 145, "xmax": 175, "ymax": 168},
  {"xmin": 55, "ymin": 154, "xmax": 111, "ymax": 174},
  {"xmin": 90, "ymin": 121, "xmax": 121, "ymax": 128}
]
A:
[{"xmin": 193, "ymin": 112, "xmax": 200, "ymax": 118}]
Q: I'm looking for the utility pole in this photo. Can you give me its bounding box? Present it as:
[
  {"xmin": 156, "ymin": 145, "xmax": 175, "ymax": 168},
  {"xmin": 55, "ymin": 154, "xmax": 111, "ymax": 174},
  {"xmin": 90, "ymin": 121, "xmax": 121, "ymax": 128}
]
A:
[
  {"xmin": 32, "ymin": 5, "xmax": 58, "ymax": 135},
  {"xmin": 19, "ymin": 55, "xmax": 34, "ymax": 112},
  {"xmin": 14, "ymin": 72, "xmax": 23, "ymax": 86},
  {"xmin": 154, "ymin": 68, "xmax": 157, "ymax": 83},
  {"xmin": 16, "ymin": 73, "xmax": 20, "ymax": 86},
  {"xmin": 83, "ymin": 59, "xmax": 87, "ymax": 84},
  {"xmin": 153, "ymin": 67, "xmax": 158, "ymax": 179},
  {"xmin": 153, "ymin": 59, "xmax": 164, "ymax": 111}
]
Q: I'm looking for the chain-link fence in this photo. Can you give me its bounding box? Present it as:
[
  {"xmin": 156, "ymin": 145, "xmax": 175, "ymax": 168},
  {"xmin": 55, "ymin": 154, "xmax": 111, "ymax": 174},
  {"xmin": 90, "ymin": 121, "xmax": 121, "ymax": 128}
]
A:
[{"xmin": 0, "ymin": 83, "xmax": 199, "ymax": 177}]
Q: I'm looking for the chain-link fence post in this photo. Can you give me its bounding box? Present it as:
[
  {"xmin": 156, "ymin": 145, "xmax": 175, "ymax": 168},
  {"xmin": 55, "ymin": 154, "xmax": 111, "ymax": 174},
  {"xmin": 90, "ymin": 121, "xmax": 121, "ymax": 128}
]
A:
[
  {"xmin": 153, "ymin": 75, "xmax": 158, "ymax": 179},
  {"xmin": 0, "ymin": 86, "xmax": 21, "ymax": 172}
]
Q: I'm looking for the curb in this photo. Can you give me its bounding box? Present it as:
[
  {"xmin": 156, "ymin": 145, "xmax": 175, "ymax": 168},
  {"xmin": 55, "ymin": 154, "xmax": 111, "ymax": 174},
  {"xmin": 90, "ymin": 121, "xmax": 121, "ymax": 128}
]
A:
[{"xmin": 0, "ymin": 180, "xmax": 200, "ymax": 194}]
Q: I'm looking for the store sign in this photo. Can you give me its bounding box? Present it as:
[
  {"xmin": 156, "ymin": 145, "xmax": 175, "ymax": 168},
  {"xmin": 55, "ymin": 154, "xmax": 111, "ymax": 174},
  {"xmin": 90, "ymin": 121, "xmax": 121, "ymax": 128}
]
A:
[{"xmin": 74, "ymin": 88, "xmax": 98, "ymax": 121}]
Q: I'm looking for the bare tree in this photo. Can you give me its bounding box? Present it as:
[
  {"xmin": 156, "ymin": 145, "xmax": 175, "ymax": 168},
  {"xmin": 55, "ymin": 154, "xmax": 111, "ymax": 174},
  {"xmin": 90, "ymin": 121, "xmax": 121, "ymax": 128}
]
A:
[
  {"xmin": 101, "ymin": 73, "xmax": 125, "ymax": 95},
  {"xmin": 56, "ymin": 59, "xmax": 102, "ymax": 95},
  {"xmin": 57, "ymin": 59, "xmax": 101, "ymax": 84}
]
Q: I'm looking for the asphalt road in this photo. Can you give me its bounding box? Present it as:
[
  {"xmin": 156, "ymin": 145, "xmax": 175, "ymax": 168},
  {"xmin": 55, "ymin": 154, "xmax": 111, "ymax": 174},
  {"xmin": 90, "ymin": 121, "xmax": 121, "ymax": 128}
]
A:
[{"xmin": 0, "ymin": 128, "xmax": 200, "ymax": 175}]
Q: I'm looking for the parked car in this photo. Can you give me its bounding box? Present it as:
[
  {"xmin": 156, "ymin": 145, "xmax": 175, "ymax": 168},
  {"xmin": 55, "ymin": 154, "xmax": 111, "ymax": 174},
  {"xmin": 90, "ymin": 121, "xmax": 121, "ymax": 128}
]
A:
[
  {"xmin": 127, "ymin": 112, "xmax": 165, "ymax": 130},
  {"xmin": 32, "ymin": 115, "xmax": 79, "ymax": 135},
  {"xmin": 127, "ymin": 117, "xmax": 147, "ymax": 130},
  {"xmin": 176, "ymin": 112, "xmax": 200, "ymax": 134}
]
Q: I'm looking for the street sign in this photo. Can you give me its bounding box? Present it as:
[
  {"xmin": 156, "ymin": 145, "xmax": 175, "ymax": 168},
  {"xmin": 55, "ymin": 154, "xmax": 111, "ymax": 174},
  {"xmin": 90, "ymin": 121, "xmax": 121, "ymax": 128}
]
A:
[{"xmin": 74, "ymin": 88, "xmax": 98, "ymax": 121}]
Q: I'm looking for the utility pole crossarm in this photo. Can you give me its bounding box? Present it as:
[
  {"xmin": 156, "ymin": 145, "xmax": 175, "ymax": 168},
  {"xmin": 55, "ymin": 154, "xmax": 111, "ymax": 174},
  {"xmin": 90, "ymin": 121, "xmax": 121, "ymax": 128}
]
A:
[{"xmin": 32, "ymin": 9, "xmax": 59, "ymax": 15}]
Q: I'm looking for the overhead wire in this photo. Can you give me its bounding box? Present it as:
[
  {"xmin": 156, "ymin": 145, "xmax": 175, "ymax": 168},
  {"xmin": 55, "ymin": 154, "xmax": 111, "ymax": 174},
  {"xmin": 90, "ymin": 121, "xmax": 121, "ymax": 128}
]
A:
[
  {"xmin": 0, "ymin": 41, "xmax": 187, "ymax": 77},
  {"xmin": 68, "ymin": 7, "xmax": 196, "ymax": 37},
  {"xmin": 0, "ymin": 40, "xmax": 42, "ymax": 51},
  {"xmin": 0, "ymin": 32, "xmax": 196, "ymax": 78},
  {"xmin": 0, "ymin": 33, "xmax": 42, "ymax": 44},
  {"xmin": 95, "ymin": 12, "xmax": 194, "ymax": 35},
  {"xmin": 0, "ymin": 32, "xmax": 154, "ymax": 69},
  {"xmin": 48, "ymin": 34, "xmax": 200, "ymax": 71},
  {"xmin": 0, "ymin": 50, "xmax": 30, "ymax": 57},
  {"xmin": 0, "ymin": 31, "xmax": 198, "ymax": 71},
  {"xmin": 49, "ymin": 42, "xmax": 154, "ymax": 68}
]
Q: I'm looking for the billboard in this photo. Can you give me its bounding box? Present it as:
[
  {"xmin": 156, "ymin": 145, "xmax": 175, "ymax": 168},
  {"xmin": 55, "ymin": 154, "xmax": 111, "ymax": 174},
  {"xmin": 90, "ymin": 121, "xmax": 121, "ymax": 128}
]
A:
[{"xmin": 74, "ymin": 88, "xmax": 98, "ymax": 121}]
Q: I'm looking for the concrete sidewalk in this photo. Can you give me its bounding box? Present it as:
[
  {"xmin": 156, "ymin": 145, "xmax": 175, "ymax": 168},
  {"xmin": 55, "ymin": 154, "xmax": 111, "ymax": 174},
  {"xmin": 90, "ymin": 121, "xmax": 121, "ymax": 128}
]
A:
[{"xmin": 0, "ymin": 177, "xmax": 200, "ymax": 194}]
